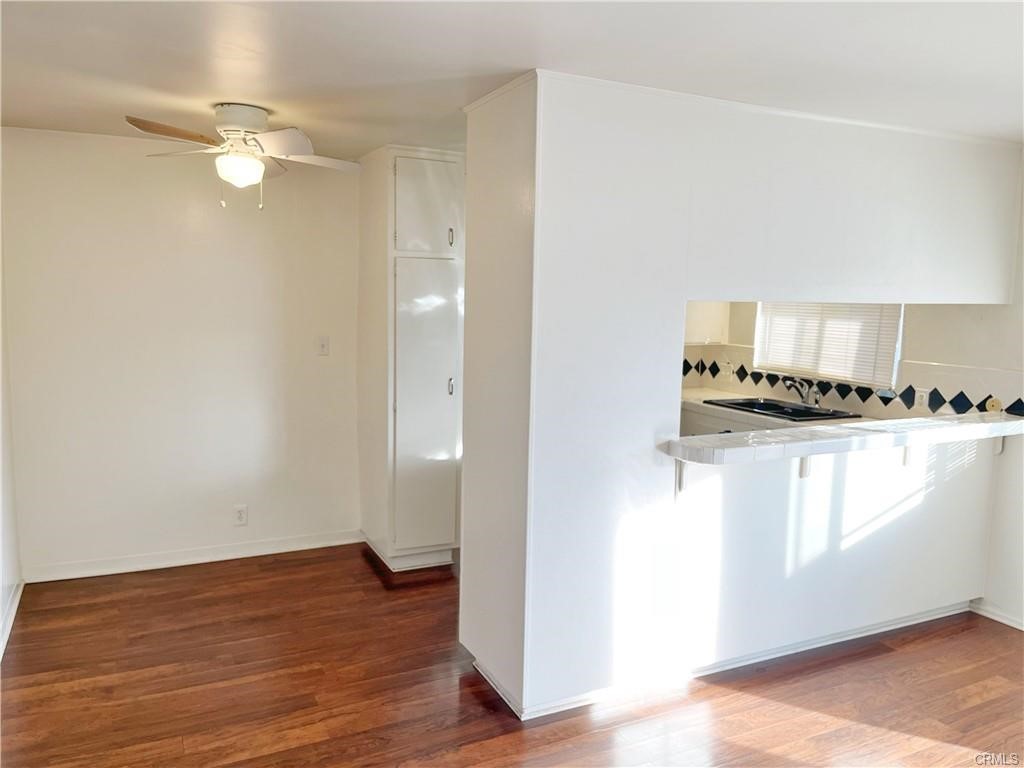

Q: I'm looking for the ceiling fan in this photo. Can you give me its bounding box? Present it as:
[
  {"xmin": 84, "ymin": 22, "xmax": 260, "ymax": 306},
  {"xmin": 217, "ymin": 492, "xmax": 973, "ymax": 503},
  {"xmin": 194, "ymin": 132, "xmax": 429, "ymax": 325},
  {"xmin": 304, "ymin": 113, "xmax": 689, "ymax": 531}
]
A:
[{"xmin": 126, "ymin": 103, "xmax": 359, "ymax": 206}]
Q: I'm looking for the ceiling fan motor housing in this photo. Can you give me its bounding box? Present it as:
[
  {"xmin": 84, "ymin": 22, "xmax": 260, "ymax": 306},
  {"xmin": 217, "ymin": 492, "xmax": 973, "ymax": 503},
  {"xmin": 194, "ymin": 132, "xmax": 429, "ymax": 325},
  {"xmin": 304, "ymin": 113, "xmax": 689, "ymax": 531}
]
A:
[{"xmin": 214, "ymin": 103, "xmax": 270, "ymax": 142}]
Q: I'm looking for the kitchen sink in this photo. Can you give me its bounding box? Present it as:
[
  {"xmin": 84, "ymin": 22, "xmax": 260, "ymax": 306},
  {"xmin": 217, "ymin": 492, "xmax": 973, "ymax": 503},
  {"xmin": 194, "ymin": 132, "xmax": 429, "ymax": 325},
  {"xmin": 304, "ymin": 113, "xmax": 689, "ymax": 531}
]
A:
[{"xmin": 704, "ymin": 398, "xmax": 861, "ymax": 422}]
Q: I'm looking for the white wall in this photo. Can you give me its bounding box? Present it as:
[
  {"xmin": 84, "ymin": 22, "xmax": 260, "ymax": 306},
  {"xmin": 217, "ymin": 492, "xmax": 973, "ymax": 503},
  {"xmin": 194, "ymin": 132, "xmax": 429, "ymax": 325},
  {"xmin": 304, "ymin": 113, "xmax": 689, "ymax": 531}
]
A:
[
  {"xmin": 1, "ymin": 195, "xmax": 23, "ymax": 652},
  {"xmin": 973, "ymin": 435, "xmax": 1024, "ymax": 628},
  {"xmin": 356, "ymin": 147, "xmax": 391, "ymax": 554},
  {"xmin": 460, "ymin": 70, "xmax": 1023, "ymax": 719},
  {"xmin": 641, "ymin": 442, "xmax": 995, "ymax": 678},
  {"xmin": 458, "ymin": 75, "xmax": 538, "ymax": 710},
  {"xmin": 527, "ymin": 69, "xmax": 1019, "ymax": 711},
  {"xmin": 2, "ymin": 128, "xmax": 362, "ymax": 581},
  {"xmin": 681, "ymin": 97, "xmax": 1020, "ymax": 304},
  {"xmin": 522, "ymin": 72, "xmax": 693, "ymax": 712}
]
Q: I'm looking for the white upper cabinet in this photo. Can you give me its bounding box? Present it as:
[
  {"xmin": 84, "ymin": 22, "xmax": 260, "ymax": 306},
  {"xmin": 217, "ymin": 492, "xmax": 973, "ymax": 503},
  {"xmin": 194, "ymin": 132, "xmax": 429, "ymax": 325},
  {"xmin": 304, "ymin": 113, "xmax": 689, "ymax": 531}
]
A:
[
  {"xmin": 395, "ymin": 156, "xmax": 464, "ymax": 255},
  {"xmin": 684, "ymin": 301, "xmax": 731, "ymax": 344}
]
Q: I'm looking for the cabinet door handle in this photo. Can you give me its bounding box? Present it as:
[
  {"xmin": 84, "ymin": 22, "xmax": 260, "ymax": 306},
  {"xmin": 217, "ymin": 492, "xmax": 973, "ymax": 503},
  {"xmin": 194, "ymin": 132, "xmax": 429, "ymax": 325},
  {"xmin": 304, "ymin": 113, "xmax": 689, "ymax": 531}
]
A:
[
  {"xmin": 448, "ymin": 227, "xmax": 454, "ymax": 247},
  {"xmin": 448, "ymin": 377, "xmax": 454, "ymax": 396}
]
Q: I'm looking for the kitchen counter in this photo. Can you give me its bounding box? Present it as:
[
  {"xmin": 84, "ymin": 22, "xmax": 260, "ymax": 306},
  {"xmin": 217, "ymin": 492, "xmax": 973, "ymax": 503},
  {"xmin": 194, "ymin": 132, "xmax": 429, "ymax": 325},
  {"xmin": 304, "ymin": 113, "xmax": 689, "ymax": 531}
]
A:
[
  {"xmin": 681, "ymin": 386, "xmax": 864, "ymax": 432},
  {"xmin": 666, "ymin": 411, "xmax": 1023, "ymax": 465},
  {"xmin": 682, "ymin": 386, "xmax": 748, "ymax": 403}
]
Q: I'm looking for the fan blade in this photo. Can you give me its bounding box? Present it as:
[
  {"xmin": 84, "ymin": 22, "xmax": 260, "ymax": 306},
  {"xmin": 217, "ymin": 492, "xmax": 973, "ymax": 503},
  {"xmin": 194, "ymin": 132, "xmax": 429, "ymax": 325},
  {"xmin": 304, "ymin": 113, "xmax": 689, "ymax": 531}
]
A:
[
  {"xmin": 125, "ymin": 116, "xmax": 221, "ymax": 146},
  {"xmin": 147, "ymin": 147, "xmax": 224, "ymax": 157},
  {"xmin": 251, "ymin": 127, "xmax": 314, "ymax": 157},
  {"xmin": 279, "ymin": 154, "xmax": 361, "ymax": 174},
  {"xmin": 262, "ymin": 157, "xmax": 287, "ymax": 179}
]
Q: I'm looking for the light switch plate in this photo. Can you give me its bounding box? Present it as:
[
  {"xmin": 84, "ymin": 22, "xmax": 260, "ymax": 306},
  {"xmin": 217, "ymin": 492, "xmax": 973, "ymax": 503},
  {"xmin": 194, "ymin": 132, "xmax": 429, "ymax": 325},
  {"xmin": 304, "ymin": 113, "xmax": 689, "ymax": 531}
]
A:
[{"xmin": 317, "ymin": 336, "xmax": 330, "ymax": 356}]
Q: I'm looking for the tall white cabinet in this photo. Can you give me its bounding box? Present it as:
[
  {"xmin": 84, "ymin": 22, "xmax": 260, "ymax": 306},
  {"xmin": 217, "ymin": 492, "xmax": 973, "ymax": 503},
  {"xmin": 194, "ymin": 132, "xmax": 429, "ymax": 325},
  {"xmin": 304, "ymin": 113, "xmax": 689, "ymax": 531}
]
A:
[{"xmin": 358, "ymin": 146, "xmax": 464, "ymax": 571}]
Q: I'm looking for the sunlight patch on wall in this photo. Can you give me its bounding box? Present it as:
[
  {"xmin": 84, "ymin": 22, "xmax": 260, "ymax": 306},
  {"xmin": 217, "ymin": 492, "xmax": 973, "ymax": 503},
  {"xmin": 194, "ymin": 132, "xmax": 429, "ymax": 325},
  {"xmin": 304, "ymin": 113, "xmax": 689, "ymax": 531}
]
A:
[
  {"xmin": 839, "ymin": 447, "xmax": 931, "ymax": 551},
  {"xmin": 613, "ymin": 470, "xmax": 723, "ymax": 688},
  {"xmin": 785, "ymin": 455, "xmax": 836, "ymax": 578}
]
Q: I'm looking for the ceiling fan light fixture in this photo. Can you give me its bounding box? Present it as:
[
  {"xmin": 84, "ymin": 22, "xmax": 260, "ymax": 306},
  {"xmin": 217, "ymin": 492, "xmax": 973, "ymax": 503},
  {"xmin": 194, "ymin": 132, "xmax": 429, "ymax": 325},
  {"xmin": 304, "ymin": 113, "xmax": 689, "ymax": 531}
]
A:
[{"xmin": 215, "ymin": 152, "xmax": 265, "ymax": 188}]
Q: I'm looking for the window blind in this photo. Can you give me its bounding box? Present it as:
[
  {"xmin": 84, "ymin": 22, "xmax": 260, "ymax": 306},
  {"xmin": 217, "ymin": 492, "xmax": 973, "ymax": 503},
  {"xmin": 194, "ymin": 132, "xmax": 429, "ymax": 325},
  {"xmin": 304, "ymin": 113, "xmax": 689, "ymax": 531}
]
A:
[{"xmin": 753, "ymin": 302, "xmax": 904, "ymax": 388}]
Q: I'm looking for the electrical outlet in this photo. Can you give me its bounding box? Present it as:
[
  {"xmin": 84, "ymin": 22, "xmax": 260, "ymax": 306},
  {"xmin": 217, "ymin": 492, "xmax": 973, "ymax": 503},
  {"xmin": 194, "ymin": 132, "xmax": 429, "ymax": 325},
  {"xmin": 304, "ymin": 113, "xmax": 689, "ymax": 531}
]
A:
[
  {"xmin": 317, "ymin": 336, "xmax": 330, "ymax": 356},
  {"xmin": 914, "ymin": 390, "xmax": 927, "ymax": 409},
  {"xmin": 234, "ymin": 505, "xmax": 248, "ymax": 527}
]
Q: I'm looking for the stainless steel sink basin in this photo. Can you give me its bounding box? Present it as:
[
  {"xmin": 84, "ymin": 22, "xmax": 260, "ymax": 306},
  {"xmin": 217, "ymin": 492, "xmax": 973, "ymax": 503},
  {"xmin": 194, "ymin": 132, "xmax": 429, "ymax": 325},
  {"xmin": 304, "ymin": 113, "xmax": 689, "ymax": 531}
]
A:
[{"xmin": 704, "ymin": 397, "xmax": 861, "ymax": 422}]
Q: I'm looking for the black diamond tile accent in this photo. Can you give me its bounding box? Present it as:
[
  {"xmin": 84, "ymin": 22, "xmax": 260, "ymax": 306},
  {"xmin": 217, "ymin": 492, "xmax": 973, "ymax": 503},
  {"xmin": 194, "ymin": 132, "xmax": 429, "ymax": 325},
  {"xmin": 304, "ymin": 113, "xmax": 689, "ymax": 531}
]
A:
[
  {"xmin": 928, "ymin": 389, "xmax": 946, "ymax": 413},
  {"xmin": 876, "ymin": 390, "xmax": 897, "ymax": 406},
  {"xmin": 750, "ymin": 371, "xmax": 764, "ymax": 385},
  {"xmin": 765, "ymin": 373, "xmax": 780, "ymax": 387},
  {"xmin": 835, "ymin": 383, "xmax": 853, "ymax": 400},
  {"xmin": 708, "ymin": 361, "xmax": 720, "ymax": 378},
  {"xmin": 1006, "ymin": 398, "xmax": 1024, "ymax": 417},
  {"xmin": 854, "ymin": 386, "xmax": 874, "ymax": 403},
  {"xmin": 696, "ymin": 359, "xmax": 706, "ymax": 375},
  {"xmin": 949, "ymin": 391, "xmax": 973, "ymax": 414},
  {"xmin": 682, "ymin": 359, "xmax": 693, "ymax": 376},
  {"xmin": 816, "ymin": 381, "xmax": 833, "ymax": 396},
  {"xmin": 898, "ymin": 386, "xmax": 916, "ymax": 409},
  {"xmin": 975, "ymin": 395, "xmax": 993, "ymax": 413},
  {"xmin": 735, "ymin": 364, "xmax": 748, "ymax": 383}
]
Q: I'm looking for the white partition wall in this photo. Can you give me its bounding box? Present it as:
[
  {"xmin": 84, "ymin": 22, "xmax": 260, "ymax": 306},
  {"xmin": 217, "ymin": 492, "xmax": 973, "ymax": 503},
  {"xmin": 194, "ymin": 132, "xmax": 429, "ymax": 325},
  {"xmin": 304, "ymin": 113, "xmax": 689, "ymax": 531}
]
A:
[
  {"xmin": 458, "ymin": 70, "xmax": 1023, "ymax": 719},
  {"xmin": 458, "ymin": 76, "xmax": 538, "ymax": 711}
]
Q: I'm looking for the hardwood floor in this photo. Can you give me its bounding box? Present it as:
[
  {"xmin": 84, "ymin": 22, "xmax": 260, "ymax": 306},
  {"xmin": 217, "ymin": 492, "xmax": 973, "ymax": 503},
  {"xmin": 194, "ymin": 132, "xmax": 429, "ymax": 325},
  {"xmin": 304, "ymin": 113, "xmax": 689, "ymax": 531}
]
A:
[{"xmin": 2, "ymin": 543, "xmax": 1021, "ymax": 767}]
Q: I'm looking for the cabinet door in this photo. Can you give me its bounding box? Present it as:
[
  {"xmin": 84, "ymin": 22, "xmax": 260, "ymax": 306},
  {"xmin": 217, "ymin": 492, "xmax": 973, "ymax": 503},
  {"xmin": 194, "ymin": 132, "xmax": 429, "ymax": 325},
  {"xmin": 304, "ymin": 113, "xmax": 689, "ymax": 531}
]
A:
[
  {"xmin": 394, "ymin": 257, "xmax": 459, "ymax": 549},
  {"xmin": 684, "ymin": 301, "xmax": 731, "ymax": 344},
  {"xmin": 394, "ymin": 157, "xmax": 462, "ymax": 255}
]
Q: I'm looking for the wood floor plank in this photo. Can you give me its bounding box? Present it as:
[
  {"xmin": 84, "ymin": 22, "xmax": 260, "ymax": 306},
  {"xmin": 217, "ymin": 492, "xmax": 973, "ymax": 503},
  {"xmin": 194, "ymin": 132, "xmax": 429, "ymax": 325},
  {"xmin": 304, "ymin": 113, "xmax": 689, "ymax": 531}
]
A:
[{"xmin": 2, "ymin": 543, "xmax": 1021, "ymax": 767}]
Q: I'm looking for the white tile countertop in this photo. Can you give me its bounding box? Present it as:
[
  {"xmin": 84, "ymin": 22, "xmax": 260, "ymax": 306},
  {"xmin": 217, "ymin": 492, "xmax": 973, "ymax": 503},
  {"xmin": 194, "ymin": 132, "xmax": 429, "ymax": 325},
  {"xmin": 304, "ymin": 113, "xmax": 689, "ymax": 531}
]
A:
[
  {"xmin": 664, "ymin": 412, "xmax": 1024, "ymax": 465},
  {"xmin": 681, "ymin": 386, "xmax": 867, "ymax": 431},
  {"xmin": 682, "ymin": 386, "xmax": 749, "ymax": 403}
]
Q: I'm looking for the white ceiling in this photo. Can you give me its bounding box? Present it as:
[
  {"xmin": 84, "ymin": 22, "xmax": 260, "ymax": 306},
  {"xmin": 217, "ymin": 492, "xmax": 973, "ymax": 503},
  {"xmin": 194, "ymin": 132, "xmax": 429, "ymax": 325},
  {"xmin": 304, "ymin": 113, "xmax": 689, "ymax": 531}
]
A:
[{"xmin": 2, "ymin": 2, "xmax": 1021, "ymax": 160}]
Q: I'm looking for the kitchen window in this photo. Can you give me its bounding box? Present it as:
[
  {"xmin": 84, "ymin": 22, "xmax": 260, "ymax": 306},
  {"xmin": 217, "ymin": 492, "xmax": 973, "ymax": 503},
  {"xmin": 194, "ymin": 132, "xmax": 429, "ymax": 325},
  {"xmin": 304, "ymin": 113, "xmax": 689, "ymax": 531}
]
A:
[{"xmin": 753, "ymin": 302, "xmax": 904, "ymax": 389}]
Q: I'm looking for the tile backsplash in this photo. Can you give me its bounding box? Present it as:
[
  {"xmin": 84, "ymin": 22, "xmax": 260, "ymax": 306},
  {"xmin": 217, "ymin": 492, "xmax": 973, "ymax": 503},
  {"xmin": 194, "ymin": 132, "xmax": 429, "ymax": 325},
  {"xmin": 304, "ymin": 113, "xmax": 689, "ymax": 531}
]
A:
[{"xmin": 683, "ymin": 343, "xmax": 1024, "ymax": 419}]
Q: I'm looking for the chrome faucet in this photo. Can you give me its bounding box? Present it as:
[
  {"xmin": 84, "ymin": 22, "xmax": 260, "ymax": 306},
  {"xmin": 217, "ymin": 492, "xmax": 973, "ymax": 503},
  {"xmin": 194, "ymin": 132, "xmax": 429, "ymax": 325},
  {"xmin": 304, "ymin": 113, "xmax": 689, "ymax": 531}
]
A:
[{"xmin": 783, "ymin": 377, "xmax": 821, "ymax": 406}]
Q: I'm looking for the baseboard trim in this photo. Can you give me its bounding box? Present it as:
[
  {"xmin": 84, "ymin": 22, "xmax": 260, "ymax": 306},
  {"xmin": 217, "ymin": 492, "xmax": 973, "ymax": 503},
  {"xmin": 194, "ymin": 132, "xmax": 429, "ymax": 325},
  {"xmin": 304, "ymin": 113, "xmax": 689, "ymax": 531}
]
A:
[
  {"xmin": 361, "ymin": 545, "xmax": 454, "ymax": 589},
  {"xmin": 473, "ymin": 660, "xmax": 525, "ymax": 718},
  {"xmin": 520, "ymin": 686, "xmax": 616, "ymax": 721},
  {"xmin": 21, "ymin": 530, "xmax": 365, "ymax": 583},
  {"xmin": 692, "ymin": 602, "xmax": 973, "ymax": 677},
  {"xmin": 1, "ymin": 580, "xmax": 24, "ymax": 660},
  {"xmin": 970, "ymin": 600, "xmax": 1024, "ymax": 630},
  {"xmin": 472, "ymin": 660, "xmax": 615, "ymax": 722},
  {"xmin": 500, "ymin": 603, "xmax": 976, "ymax": 721},
  {"xmin": 362, "ymin": 538, "xmax": 454, "ymax": 572}
]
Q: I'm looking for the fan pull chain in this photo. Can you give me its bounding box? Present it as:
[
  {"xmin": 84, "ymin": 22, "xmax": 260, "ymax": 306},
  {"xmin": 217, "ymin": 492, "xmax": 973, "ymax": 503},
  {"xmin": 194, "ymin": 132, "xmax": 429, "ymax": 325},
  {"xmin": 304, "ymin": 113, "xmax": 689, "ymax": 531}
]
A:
[
  {"xmin": 219, "ymin": 178, "xmax": 227, "ymax": 208},
  {"xmin": 258, "ymin": 181, "xmax": 264, "ymax": 210}
]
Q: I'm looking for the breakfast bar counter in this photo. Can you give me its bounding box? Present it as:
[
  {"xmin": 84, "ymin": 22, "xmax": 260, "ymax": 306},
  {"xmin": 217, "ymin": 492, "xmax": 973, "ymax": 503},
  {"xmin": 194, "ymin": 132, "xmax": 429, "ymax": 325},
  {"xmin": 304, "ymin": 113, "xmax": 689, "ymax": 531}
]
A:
[{"xmin": 665, "ymin": 411, "xmax": 1024, "ymax": 465}]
